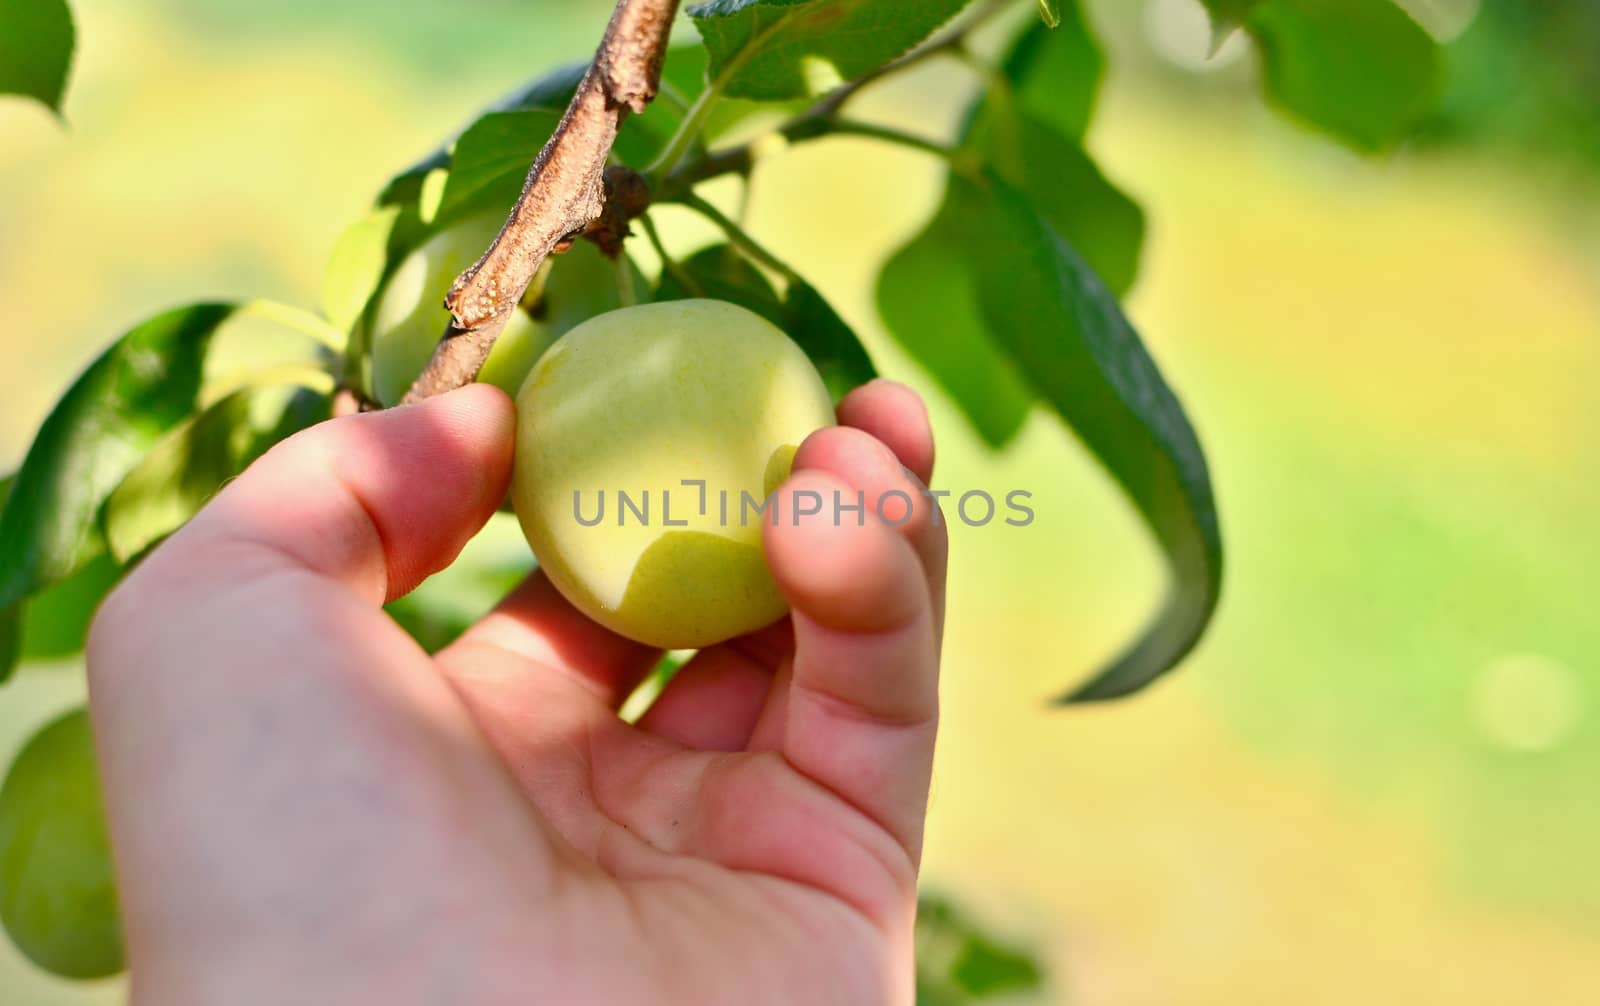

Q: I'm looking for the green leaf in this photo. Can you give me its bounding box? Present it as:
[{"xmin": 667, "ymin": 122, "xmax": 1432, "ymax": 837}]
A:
[
  {"xmin": 1245, "ymin": 0, "xmax": 1441, "ymax": 152},
  {"xmin": 381, "ymin": 46, "xmax": 709, "ymax": 209},
  {"xmin": 654, "ymin": 245, "xmax": 876, "ymax": 399},
  {"xmin": 0, "ymin": 475, "xmax": 17, "ymax": 683},
  {"xmin": 941, "ymin": 171, "xmax": 1222, "ymax": 701},
  {"xmin": 102, "ymin": 386, "xmax": 330, "ymax": 563},
  {"xmin": 386, "ymin": 560, "xmax": 528, "ymax": 653},
  {"xmin": 999, "ymin": 5, "xmax": 1104, "ymax": 142},
  {"xmin": 434, "ymin": 108, "xmax": 566, "ymax": 227},
  {"xmin": 0, "ymin": 606, "xmax": 15, "ymax": 685},
  {"xmin": 0, "ymin": 0, "xmax": 74, "ymax": 116},
  {"xmin": 0, "ymin": 303, "xmax": 239, "ymax": 611},
  {"xmin": 322, "ymin": 205, "xmax": 403, "ymax": 338},
  {"xmin": 915, "ymin": 894, "xmax": 1046, "ymax": 1003},
  {"xmin": 950, "ymin": 934, "xmax": 1044, "ymax": 997},
  {"xmin": 876, "ymin": 218, "xmax": 1035, "ymax": 448},
  {"xmin": 0, "ymin": 708, "xmax": 123, "ymax": 979},
  {"xmin": 19, "ymin": 553, "xmax": 122, "ymax": 662},
  {"xmin": 880, "ymin": 9, "xmax": 1137, "ymax": 447},
  {"xmin": 1199, "ymin": 0, "xmax": 1264, "ymax": 34},
  {"xmin": 967, "ymin": 108, "xmax": 1145, "ymax": 297},
  {"xmin": 689, "ymin": 0, "xmax": 971, "ymax": 101},
  {"xmin": 784, "ymin": 281, "xmax": 878, "ymax": 400}
]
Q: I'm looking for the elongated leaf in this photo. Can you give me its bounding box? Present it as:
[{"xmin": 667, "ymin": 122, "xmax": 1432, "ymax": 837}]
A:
[
  {"xmin": 1001, "ymin": 2, "xmax": 1102, "ymax": 141},
  {"xmin": 322, "ymin": 205, "xmax": 403, "ymax": 337},
  {"xmin": 1245, "ymin": 0, "xmax": 1440, "ymax": 152},
  {"xmin": 941, "ymin": 171, "xmax": 1221, "ymax": 701},
  {"xmin": 654, "ymin": 245, "xmax": 875, "ymax": 399},
  {"xmin": 380, "ymin": 46, "xmax": 709, "ymax": 208},
  {"xmin": 1199, "ymin": 0, "xmax": 1264, "ymax": 34},
  {"xmin": 881, "ymin": 3, "xmax": 1134, "ymax": 446},
  {"xmin": 0, "ymin": 606, "xmax": 15, "ymax": 685},
  {"xmin": 102, "ymin": 386, "xmax": 330, "ymax": 563},
  {"xmin": 656, "ymin": 243, "xmax": 782, "ymax": 311},
  {"xmin": 784, "ymin": 281, "xmax": 877, "ymax": 399},
  {"xmin": 915, "ymin": 894, "xmax": 1047, "ymax": 1004},
  {"xmin": 967, "ymin": 108, "xmax": 1144, "ymax": 297},
  {"xmin": 0, "ymin": 475, "xmax": 17, "ymax": 683},
  {"xmin": 0, "ymin": 476, "xmax": 119, "ymax": 678},
  {"xmin": 0, "ymin": 304, "xmax": 238, "ymax": 610},
  {"xmin": 876, "ymin": 220, "xmax": 1034, "ymax": 448},
  {"xmin": 689, "ymin": 0, "xmax": 970, "ymax": 101},
  {"xmin": 0, "ymin": 708, "xmax": 123, "ymax": 979},
  {"xmin": 19, "ymin": 553, "xmax": 121, "ymax": 662},
  {"xmin": 434, "ymin": 109, "xmax": 566, "ymax": 227},
  {"xmin": 0, "ymin": 0, "xmax": 74, "ymax": 115}
]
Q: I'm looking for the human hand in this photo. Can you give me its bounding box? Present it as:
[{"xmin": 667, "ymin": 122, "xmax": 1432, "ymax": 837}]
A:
[{"xmin": 87, "ymin": 379, "xmax": 947, "ymax": 1005}]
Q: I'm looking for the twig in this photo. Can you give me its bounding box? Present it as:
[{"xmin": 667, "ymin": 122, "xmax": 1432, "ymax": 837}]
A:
[
  {"xmin": 401, "ymin": 0, "xmax": 680, "ymax": 403},
  {"xmin": 657, "ymin": 1, "xmax": 1002, "ymax": 201}
]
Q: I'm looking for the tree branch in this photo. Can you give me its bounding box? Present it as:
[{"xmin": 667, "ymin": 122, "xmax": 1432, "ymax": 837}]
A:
[{"xmin": 401, "ymin": 0, "xmax": 679, "ymax": 404}]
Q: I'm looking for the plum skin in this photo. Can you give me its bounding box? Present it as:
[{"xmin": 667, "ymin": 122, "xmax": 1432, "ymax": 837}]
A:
[{"xmin": 510, "ymin": 299, "xmax": 836, "ymax": 649}]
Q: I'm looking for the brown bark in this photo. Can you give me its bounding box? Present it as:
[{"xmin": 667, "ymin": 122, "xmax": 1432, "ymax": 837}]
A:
[{"xmin": 401, "ymin": 0, "xmax": 679, "ymax": 404}]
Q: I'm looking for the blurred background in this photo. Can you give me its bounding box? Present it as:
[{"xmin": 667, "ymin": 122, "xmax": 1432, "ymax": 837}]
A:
[{"xmin": 2, "ymin": 0, "xmax": 1597, "ymax": 1001}]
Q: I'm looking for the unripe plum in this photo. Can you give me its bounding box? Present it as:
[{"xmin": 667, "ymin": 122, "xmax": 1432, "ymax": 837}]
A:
[
  {"xmin": 511, "ymin": 299, "xmax": 835, "ymax": 649},
  {"xmin": 370, "ymin": 213, "xmax": 641, "ymax": 405}
]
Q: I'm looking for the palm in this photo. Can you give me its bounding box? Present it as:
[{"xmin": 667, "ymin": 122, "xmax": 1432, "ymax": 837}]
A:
[{"xmin": 87, "ymin": 382, "xmax": 944, "ymax": 1005}]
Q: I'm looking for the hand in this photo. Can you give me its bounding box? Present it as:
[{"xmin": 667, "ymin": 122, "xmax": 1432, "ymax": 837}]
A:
[{"xmin": 87, "ymin": 379, "xmax": 947, "ymax": 1005}]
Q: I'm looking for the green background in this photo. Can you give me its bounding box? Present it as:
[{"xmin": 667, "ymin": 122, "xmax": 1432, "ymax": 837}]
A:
[{"xmin": 2, "ymin": 0, "xmax": 1596, "ymax": 1001}]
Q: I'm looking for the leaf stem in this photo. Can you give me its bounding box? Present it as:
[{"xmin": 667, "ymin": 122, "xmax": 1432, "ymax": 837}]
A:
[
  {"xmin": 827, "ymin": 119, "xmax": 958, "ymax": 160},
  {"xmin": 615, "ymin": 253, "xmax": 640, "ymax": 307},
  {"xmin": 639, "ymin": 212, "xmax": 701, "ymax": 296},
  {"xmin": 644, "ymin": 78, "xmax": 723, "ymax": 180},
  {"xmin": 676, "ymin": 192, "xmax": 800, "ymax": 284}
]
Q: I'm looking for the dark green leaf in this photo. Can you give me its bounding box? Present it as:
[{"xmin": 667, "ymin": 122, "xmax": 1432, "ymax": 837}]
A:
[
  {"xmin": 657, "ymin": 243, "xmax": 784, "ymax": 315},
  {"xmin": 784, "ymin": 281, "xmax": 877, "ymax": 399},
  {"xmin": 999, "ymin": 5, "xmax": 1103, "ymax": 142},
  {"xmin": 0, "ymin": 475, "xmax": 17, "ymax": 683},
  {"xmin": 0, "ymin": 0, "xmax": 74, "ymax": 116},
  {"xmin": 434, "ymin": 108, "xmax": 566, "ymax": 227},
  {"xmin": 689, "ymin": 0, "xmax": 970, "ymax": 101},
  {"xmin": 0, "ymin": 303, "xmax": 238, "ymax": 610},
  {"xmin": 1199, "ymin": 0, "xmax": 1264, "ymax": 35},
  {"xmin": 967, "ymin": 109, "xmax": 1145, "ymax": 296},
  {"xmin": 19, "ymin": 553, "xmax": 121, "ymax": 662},
  {"xmin": 102, "ymin": 386, "xmax": 330, "ymax": 563},
  {"xmin": 915, "ymin": 893, "xmax": 1047, "ymax": 1003},
  {"xmin": 380, "ymin": 46, "xmax": 709, "ymax": 209},
  {"xmin": 654, "ymin": 245, "xmax": 876, "ymax": 399},
  {"xmin": 942, "ymin": 171, "xmax": 1222, "ymax": 701},
  {"xmin": 950, "ymin": 935, "xmax": 1044, "ymax": 996},
  {"xmin": 876, "ymin": 218, "xmax": 1034, "ymax": 448},
  {"xmin": 1246, "ymin": 0, "xmax": 1441, "ymax": 152},
  {"xmin": 0, "ymin": 708, "xmax": 123, "ymax": 979},
  {"xmin": 0, "ymin": 606, "xmax": 15, "ymax": 686}
]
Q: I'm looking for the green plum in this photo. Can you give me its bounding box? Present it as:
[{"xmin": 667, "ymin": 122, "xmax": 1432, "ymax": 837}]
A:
[
  {"xmin": 0, "ymin": 709, "xmax": 123, "ymax": 979},
  {"xmin": 370, "ymin": 212, "xmax": 645, "ymax": 405},
  {"xmin": 511, "ymin": 299, "xmax": 835, "ymax": 649}
]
